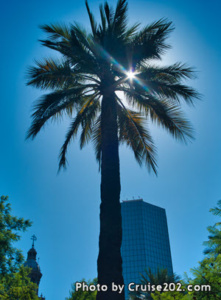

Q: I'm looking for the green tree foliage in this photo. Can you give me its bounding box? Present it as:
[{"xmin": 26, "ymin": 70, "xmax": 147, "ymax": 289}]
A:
[
  {"xmin": 203, "ymin": 200, "xmax": 221, "ymax": 255},
  {"xmin": 0, "ymin": 196, "xmax": 32, "ymax": 276},
  {"xmin": 66, "ymin": 279, "xmax": 97, "ymax": 300},
  {"xmin": 209, "ymin": 200, "xmax": 221, "ymax": 218},
  {"xmin": 130, "ymin": 268, "xmax": 182, "ymax": 300},
  {"xmin": 186, "ymin": 200, "xmax": 221, "ymax": 299},
  {"xmin": 0, "ymin": 195, "xmax": 38, "ymax": 299},
  {"xmin": 151, "ymin": 291, "xmax": 191, "ymax": 300},
  {"xmin": 26, "ymin": 1, "xmax": 198, "ymax": 299},
  {"xmin": 0, "ymin": 266, "xmax": 39, "ymax": 300},
  {"xmin": 187, "ymin": 255, "xmax": 221, "ymax": 300}
]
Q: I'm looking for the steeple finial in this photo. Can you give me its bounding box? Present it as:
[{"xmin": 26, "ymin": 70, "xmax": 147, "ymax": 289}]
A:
[{"xmin": 31, "ymin": 234, "xmax": 37, "ymax": 248}]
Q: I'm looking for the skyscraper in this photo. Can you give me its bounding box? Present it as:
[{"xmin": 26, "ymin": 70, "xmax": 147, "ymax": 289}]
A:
[{"xmin": 121, "ymin": 199, "xmax": 173, "ymax": 299}]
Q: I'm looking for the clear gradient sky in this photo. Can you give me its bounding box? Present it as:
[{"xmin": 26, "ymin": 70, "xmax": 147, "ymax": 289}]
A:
[{"xmin": 1, "ymin": 0, "xmax": 221, "ymax": 299}]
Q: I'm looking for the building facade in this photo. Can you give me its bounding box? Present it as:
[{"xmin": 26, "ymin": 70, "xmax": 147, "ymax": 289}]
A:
[{"xmin": 121, "ymin": 199, "xmax": 173, "ymax": 299}]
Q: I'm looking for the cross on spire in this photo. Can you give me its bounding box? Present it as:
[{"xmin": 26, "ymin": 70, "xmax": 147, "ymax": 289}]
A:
[{"xmin": 31, "ymin": 234, "xmax": 37, "ymax": 247}]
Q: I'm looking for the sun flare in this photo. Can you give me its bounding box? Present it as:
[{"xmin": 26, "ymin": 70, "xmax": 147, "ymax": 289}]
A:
[{"xmin": 126, "ymin": 70, "xmax": 135, "ymax": 79}]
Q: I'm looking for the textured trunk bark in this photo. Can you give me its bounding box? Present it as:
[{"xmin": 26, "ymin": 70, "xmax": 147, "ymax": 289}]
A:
[{"xmin": 97, "ymin": 92, "xmax": 125, "ymax": 300}]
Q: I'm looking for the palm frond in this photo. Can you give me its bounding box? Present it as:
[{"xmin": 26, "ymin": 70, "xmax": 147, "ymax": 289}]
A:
[
  {"xmin": 130, "ymin": 18, "xmax": 174, "ymax": 65},
  {"xmin": 59, "ymin": 93, "xmax": 99, "ymax": 170},
  {"xmin": 104, "ymin": 2, "xmax": 114, "ymax": 26},
  {"xmin": 120, "ymin": 88, "xmax": 194, "ymax": 143},
  {"xmin": 39, "ymin": 25, "xmax": 98, "ymax": 75},
  {"xmin": 116, "ymin": 97, "xmax": 157, "ymax": 174},
  {"xmin": 68, "ymin": 25, "xmax": 99, "ymax": 72},
  {"xmin": 132, "ymin": 75, "xmax": 200, "ymax": 105},
  {"xmin": 39, "ymin": 38, "xmax": 63, "ymax": 52},
  {"xmin": 113, "ymin": 0, "xmax": 128, "ymax": 37},
  {"xmin": 85, "ymin": 1, "xmax": 98, "ymax": 37},
  {"xmin": 26, "ymin": 87, "xmax": 86, "ymax": 139},
  {"xmin": 39, "ymin": 23, "xmax": 70, "ymax": 41},
  {"xmin": 99, "ymin": 4, "xmax": 107, "ymax": 32},
  {"xmin": 92, "ymin": 116, "xmax": 102, "ymax": 167},
  {"xmin": 71, "ymin": 24, "xmax": 94, "ymax": 56},
  {"xmin": 139, "ymin": 62, "xmax": 196, "ymax": 82},
  {"xmin": 149, "ymin": 101, "xmax": 194, "ymax": 142},
  {"xmin": 124, "ymin": 23, "xmax": 140, "ymax": 40},
  {"xmin": 141, "ymin": 268, "xmax": 180, "ymax": 285},
  {"xmin": 80, "ymin": 100, "xmax": 100, "ymax": 149},
  {"xmin": 39, "ymin": 24, "xmax": 73, "ymax": 58},
  {"xmin": 27, "ymin": 58, "xmax": 74, "ymax": 90}
]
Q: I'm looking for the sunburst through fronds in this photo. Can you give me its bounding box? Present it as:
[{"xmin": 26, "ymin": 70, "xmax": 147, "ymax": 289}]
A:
[{"xmin": 27, "ymin": 0, "xmax": 200, "ymax": 172}]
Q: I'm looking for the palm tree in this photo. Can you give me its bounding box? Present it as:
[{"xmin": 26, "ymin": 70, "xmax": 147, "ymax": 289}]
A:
[
  {"xmin": 130, "ymin": 268, "xmax": 181, "ymax": 299},
  {"xmin": 26, "ymin": 1, "xmax": 199, "ymax": 299}
]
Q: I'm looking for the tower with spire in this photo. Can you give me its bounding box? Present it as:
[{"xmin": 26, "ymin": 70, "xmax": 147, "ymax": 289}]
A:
[{"xmin": 24, "ymin": 235, "xmax": 45, "ymax": 299}]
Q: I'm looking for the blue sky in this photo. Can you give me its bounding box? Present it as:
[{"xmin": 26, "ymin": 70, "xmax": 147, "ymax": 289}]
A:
[{"xmin": 1, "ymin": 0, "xmax": 221, "ymax": 299}]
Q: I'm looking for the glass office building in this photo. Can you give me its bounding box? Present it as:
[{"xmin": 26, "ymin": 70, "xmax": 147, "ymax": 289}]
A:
[{"xmin": 121, "ymin": 199, "xmax": 173, "ymax": 299}]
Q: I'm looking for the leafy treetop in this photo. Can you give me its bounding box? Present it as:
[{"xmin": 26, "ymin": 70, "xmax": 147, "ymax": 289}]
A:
[{"xmin": 0, "ymin": 196, "xmax": 32, "ymax": 277}]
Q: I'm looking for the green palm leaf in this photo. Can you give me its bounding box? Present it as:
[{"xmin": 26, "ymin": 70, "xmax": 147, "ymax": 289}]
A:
[
  {"xmin": 39, "ymin": 23, "xmax": 71, "ymax": 40},
  {"xmin": 27, "ymin": 58, "xmax": 74, "ymax": 90},
  {"xmin": 117, "ymin": 97, "xmax": 157, "ymax": 173},
  {"xmin": 119, "ymin": 87, "xmax": 194, "ymax": 142},
  {"xmin": 26, "ymin": 87, "xmax": 89, "ymax": 139},
  {"xmin": 59, "ymin": 93, "xmax": 99, "ymax": 170}
]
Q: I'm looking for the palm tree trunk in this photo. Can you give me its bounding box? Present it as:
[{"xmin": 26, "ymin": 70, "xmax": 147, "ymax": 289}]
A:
[{"xmin": 97, "ymin": 92, "xmax": 125, "ymax": 300}]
